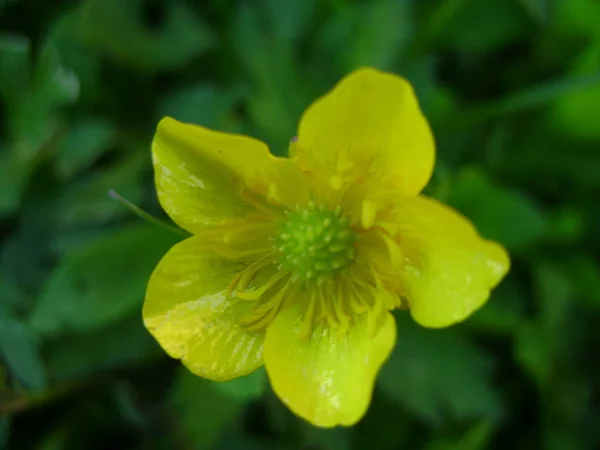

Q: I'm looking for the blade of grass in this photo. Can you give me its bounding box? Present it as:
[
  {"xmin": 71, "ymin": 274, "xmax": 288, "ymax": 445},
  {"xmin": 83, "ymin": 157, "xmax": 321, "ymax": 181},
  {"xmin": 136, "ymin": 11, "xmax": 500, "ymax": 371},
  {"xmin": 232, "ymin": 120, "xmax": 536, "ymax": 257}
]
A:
[
  {"xmin": 451, "ymin": 72, "xmax": 600, "ymax": 127},
  {"xmin": 421, "ymin": 0, "xmax": 474, "ymax": 41},
  {"xmin": 109, "ymin": 190, "xmax": 190, "ymax": 238}
]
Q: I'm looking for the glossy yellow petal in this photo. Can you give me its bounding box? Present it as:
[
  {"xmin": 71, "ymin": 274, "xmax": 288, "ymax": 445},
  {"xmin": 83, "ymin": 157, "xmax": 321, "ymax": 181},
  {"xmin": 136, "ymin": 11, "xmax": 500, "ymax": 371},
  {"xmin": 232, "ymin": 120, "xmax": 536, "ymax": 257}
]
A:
[
  {"xmin": 264, "ymin": 302, "xmax": 396, "ymax": 428},
  {"xmin": 384, "ymin": 196, "xmax": 510, "ymax": 328},
  {"xmin": 293, "ymin": 67, "xmax": 435, "ymax": 202},
  {"xmin": 143, "ymin": 235, "xmax": 266, "ymax": 380},
  {"xmin": 153, "ymin": 117, "xmax": 310, "ymax": 233}
]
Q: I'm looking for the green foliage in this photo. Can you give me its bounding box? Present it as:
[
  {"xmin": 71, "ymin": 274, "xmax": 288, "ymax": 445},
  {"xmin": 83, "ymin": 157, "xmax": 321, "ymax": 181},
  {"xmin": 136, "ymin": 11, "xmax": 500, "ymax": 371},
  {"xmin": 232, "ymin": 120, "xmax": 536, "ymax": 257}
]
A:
[
  {"xmin": 61, "ymin": 0, "xmax": 215, "ymax": 72},
  {"xmin": 447, "ymin": 168, "xmax": 546, "ymax": 250},
  {"xmin": 380, "ymin": 314, "xmax": 501, "ymax": 422},
  {"xmin": 1, "ymin": 0, "xmax": 599, "ymax": 449},
  {"xmin": 55, "ymin": 117, "xmax": 117, "ymax": 179},
  {"xmin": 552, "ymin": 39, "xmax": 600, "ymax": 140},
  {"xmin": 31, "ymin": 224, "xmax": 179, "ymax": 336},
  {"xmin": 0, "ymin": 302, "xmax": 47, "ymax": 390},
  {"xmin": 0, "ymin": 36, "xmax": 78, "ymax": 216},
  {"xmin": 431, "ymin": 0, "xmax": 529, "ymax": 52}
]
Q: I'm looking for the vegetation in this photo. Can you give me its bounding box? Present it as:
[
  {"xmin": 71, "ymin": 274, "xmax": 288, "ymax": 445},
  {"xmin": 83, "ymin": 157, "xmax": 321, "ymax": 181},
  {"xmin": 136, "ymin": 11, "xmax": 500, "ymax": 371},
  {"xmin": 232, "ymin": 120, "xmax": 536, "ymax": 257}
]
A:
[{"xmin": 1, "ymin": 0, "xmax": 599, "ymax": 448}]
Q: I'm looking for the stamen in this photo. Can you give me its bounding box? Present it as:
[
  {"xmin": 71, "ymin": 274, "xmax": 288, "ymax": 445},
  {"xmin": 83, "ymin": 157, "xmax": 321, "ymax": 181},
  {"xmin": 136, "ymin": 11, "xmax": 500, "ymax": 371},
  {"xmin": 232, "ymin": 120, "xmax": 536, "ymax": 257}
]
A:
[
  {"xmin": 227, "ymin": 251, "xmax": 275, "ymax": 297},
  {"xmin": 348, "ymin": 278, "xmax": 373, "ymax": 313},
  {"xmin": 236, "ymin": 270, "xmax": 288, "ymax": 300},
  {"xmin": 331, "ymin": 282, "xmax": 349, "ymax": 334},
  {"xmin": 299, "ymin": 289, "xmax": 317, "ymax": 339},
  {"xmin": 317, "ymin": 283, "xmax": 340, "ymax": 329},
  {"xmin": 366, "ymin": 262, "xmax": 401, "ymax": 310},
  {"xmin": 240, "ymin": 277, "xmax": 295, "ymax": 331},
  {"xmin": 240, "ymin": 188, "xmax": 284, "ymax": 218},
  {"xmin": 374, "ymin": 228, "xmax": 403, "ymax": 269}
]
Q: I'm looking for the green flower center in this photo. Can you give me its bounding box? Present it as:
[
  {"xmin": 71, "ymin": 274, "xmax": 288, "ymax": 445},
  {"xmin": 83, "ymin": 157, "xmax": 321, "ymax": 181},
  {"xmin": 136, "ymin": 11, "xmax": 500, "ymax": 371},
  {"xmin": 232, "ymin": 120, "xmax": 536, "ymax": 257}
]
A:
[{"xmin": 276, "ymin": 202, "xmax": 356, "ymax": 282}]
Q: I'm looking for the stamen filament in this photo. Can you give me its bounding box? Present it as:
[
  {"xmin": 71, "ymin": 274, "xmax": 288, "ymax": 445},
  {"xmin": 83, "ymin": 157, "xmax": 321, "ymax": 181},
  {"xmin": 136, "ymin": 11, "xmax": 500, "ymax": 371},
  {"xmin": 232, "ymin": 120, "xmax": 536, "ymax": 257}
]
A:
[
  {"xmin": 348, "ymin": 279, "xmax": 373, "ymax": 313},
  {"xmin": 318, "ymin": 284, "xmax": 340, "ymax": 329},
  {"xmin": 227, "ymin": 251, "xmax": 275, "ymax": 297},
  {"xmin": 332, "ymin": 282, "xmax": 349, "ymax": 334},
  {"xmin": 299, "ymin": 289, "xmax": 317, "ymax": 339},
  {"xmin": 237, "ymin": 270, "xmax": 288, "ymax": 300},
  {"xmin": 240, "ymin": 188, "xmax": 284, "ymax": 219},
  {"xmin": 241, "ymin": 277, "xmax": 295, "ymax": 331}
]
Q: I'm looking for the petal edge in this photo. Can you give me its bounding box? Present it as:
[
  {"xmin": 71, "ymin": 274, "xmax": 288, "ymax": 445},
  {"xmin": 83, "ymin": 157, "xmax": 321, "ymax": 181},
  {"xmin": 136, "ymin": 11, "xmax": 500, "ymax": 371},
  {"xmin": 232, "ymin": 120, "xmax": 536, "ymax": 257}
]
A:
[
  {"xmin": 264, "ymin": 302, "xmax": 396, "ymax": 428},
  {"xmin": 382, "ymin": 195, "xmax": 510, "ymax": 328},
  {"xmin": 294, "ymin": 67, "xmax": 435, "ymax": 201},
  {"xmin": 143, "ymin": 235, "xmax": 265, "ymax": 380}
]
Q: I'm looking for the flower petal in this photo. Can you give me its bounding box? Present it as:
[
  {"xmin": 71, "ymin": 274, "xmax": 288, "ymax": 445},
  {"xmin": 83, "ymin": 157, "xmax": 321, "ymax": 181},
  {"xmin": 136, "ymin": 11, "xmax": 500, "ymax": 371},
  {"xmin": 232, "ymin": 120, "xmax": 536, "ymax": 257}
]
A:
[
  {"xmin": 153, "ymin": 117, "xmax": 310, "ymax": 233},
  {"xmin": 383, "ymin": 196, "xmax": 510, "ymax": 328},
  {"xmin": 293, "ymin": 67, "xmax": 435, "ymax": 201},
  {"xmin": 143, "ymin": 234, "xmax": 266, "ymax": 380},
  {"xmin": 264, "ymin": 303, "xmax": 396, "ymax": 428}
]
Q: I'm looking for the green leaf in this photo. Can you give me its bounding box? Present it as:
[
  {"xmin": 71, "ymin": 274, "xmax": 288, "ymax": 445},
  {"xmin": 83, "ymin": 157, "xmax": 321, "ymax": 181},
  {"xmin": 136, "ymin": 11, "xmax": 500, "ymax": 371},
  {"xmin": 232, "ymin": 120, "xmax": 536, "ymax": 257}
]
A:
[
  {"xmin": 214, "ymin": 369, "xmax": 266, "ymax": 401},
  {"xmin": 0, "ymin": 303, "xmax": 47, "ymax": 389},
  {"xmin": 0, "ymin": 38, "xmax": 79, "ymax": 162},
  {"xmin": 48, "ymin": 9, "xmax": 102, "ymax": 101},
  {"xmin": 74, "ymin": 0, "xmax": 215, "ymax": 72},
  {"xmin": 313, "ymin": 0, "xmax": 412, "ymax": 72},
  {"xmin": 0, "ymin": 213, "xmax": 53, "ymax": 294},
  {"xmin": 263, "ymin": 0, "xmax": 318, "ymax": 44},
  {"xmin": 455, "ymin": 421, "xmax": 496, "ymax": 450},
  {"xmin": 466, "ymin": 274, "xmax": 526, "ymax": 334},
  {"xmin": 424, "ymin": 421, "xmax": 495, "ymax": 450},
  {"xmin": 212, "ymin": 429, "xmax": 287, "ymax": 450},
  {"xmin": 0, "ymin": 34, "xmax": 30, "ymax": 101},
  {"xmin": 171, "ymin": 369, "xmax": 247, "ymax": 449},
  {"xmin": 447, "ymin": 168, "xmax": 546, "ymax": 250},
  {"xmin": 0, "ymin": 147, "xmax": 30, "ymax": 217},
  {"xmin": 546, "ymin": 207, "xmax": 585, "ymax": 244},
  {"xmin": 54, "ymin": 118, "xmax": 117, "ymax": 179},
  {"xmin": 302, "ymin": 426, "xmax": 351, "ymax": 450},
  {"xmin": 518, "ymin": 0, "xmax": 552, "ymax": 25},
  {"xmin": 233, "ymin": 1, "xmax": 276, "ymax": 85},
  {"xmin": 12, "ymin": 45, "xmax": 79, "ymax": 161},
  {"xmin": 560, "ymin": 256, "xmax": 600, "ymax": 310},
  {"xmin": 514, "ymin": 261, "xmax": 575, "ymax": 391},
  {"xmin": 534, "ymin": 261, "xmax": 573, "ymax": 331},
  {"xmin": 110, "ymin": 381, "xmax": 149, "ymax": 433},
  {"xmin": 491, "ymin": 118, "xmax": 600, "ymax": 191},
  {"xmin": 379, "ymin": 314, "xmax": 502, "ymax": 422},
  {"xmin": 344, "ymin": 0, "xmax": 413, "ymax": 70},
  {"xmin": 44, "ymin": 317, "xmax": 159, "ymax": 381},
  {"xmin": 353, "ymin": 391, "xmax": 412, "ymax": 450},
  {"xmin": 0, "ymin": 416, "xmax": 10, "ymax": 450},
  {"xmin": 34, "ymin": 44, "xmax": 80, "ymax": 107},
  {"xmin": 0, "ymin": 36, "xmax": 79, "ymax": 173},
  {"xmin": 514, "ymin": 262, "xmax": 573, "ymax": 390},
  {"xmin": 554, "ymin": 0, "xmax": 600, "ymax": 38},
  {"xmin": 35, "ymin": 425, "xmax": 72, "ymax": 450},
  {"xmin": 158, "ymin": 84, "xmax": 245, "ymax": 130},
  {"xmin": 30, "ymin": 223, "xmax": 180, "ymax": 336},
  {"xmin": 233, "ymin": 2, "xmax": 307, "ymax": 151},
  {"xmin": 431, "ymin": 0, "xmax": 529, "ymax": 52},
  {"xmin": 55, "ymin": 152, "xmax": 147, "ymax": 227},
  {"xmin": 551, "ymin": 39, "xmax": 600, "ymax": 140},
  {"xmin": 454, "ymin": 72, "xmax": 600, "ymax": 127},
  {"xmin": 514, "ymin": 321, "xmax": 553, "ymax": 389}
]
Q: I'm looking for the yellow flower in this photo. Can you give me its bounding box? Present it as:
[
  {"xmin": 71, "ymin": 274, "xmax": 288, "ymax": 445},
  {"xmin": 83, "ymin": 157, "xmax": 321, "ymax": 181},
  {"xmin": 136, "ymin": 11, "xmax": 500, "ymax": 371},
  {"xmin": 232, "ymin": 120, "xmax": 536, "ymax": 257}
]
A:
[{"xmin": 143, "ymin": 68, "xmax": 509, "ymax": 428}]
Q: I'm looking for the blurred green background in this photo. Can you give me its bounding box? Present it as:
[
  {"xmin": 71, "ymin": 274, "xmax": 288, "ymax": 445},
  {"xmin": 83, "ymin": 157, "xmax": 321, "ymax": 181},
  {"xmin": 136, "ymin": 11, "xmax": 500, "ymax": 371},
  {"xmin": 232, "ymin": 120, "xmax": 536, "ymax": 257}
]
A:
[{"xmin": 1, "ymin": 0, "xmax": 599, "ymax": 448}]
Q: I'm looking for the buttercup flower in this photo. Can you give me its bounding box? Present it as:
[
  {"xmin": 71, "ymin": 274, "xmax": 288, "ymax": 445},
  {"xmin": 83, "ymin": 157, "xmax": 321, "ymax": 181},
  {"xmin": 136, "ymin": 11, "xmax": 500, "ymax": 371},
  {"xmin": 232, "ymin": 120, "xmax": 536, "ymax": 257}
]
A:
[{"xmin": 143, "ymin": 68, "xmax": 509, "ymax": 427}]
